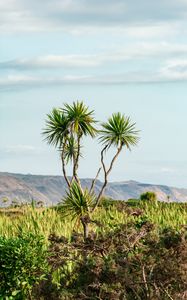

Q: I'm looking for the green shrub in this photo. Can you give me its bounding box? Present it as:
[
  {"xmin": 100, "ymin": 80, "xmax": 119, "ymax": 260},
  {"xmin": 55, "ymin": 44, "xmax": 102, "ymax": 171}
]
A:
[
  {"xmin": 140, "ymin": 191, "xmax": 157, "ymax": 202},
  {"xmin": 0, "ymin": 233, "xmax": 48, "ymax": 299},
  {"xmin": 127, "ymin": 198, "xmax": 139, "ymax": 206},
  {"xmin": 45, "ymin": 222, "xmax": 186, "ymax": 300}
]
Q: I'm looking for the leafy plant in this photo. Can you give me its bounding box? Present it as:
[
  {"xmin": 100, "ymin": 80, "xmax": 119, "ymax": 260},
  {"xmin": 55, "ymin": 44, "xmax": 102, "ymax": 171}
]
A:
[
  {"xmin": 62, "ymin": 180, "xmax": 96, "ymax": 240},
  {"xmin": 140, "ymin": 191, "xmax": 157, "ymax": 202},
  {"xmin": 0, "ymin": 233, "xmax": 48, "ymax": 299}
]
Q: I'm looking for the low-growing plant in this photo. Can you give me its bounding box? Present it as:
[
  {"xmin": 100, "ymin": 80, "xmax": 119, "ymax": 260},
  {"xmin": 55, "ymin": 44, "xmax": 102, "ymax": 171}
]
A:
[
  {"xmin": 42, "ymin": 221, "xmax": 187, "ymax": 300},
  {"xmin": 0, "ymin": 233, "xmax": 48, "ymax": 299}
]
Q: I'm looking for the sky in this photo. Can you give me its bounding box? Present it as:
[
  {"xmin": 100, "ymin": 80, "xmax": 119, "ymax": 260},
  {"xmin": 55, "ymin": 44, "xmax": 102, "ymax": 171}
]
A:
[{"xmin": 1, "ymin": 0, "xmax": 187, "ymax": 188}]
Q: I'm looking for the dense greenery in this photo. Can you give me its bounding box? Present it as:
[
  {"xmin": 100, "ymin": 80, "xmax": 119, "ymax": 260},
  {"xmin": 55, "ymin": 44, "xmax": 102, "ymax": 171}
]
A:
[
  {"xmin": 0, "ymin": 199, "xmax": 186, "ymax": 299},
  {"xmin": 0, "ymin": 233, "xmax": 48, "ymax": 299},
  {"xmin": 140, "ymin": 191, "xmax": 157, "ymax": 202}
]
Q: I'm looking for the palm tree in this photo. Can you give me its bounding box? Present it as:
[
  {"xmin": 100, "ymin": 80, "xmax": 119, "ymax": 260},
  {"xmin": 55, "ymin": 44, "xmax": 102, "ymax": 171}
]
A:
[
  {"xmin": 92, "ymin": 113, "xmax": 139, "ymax": 211},
  {"xmin": 43, "ymin": 101, "xmax": 97, "ymax": 188},
  {"xmin": 62, "ymin": 180, "xmax": 95, "ymax": 240},
  {"xmin": 42, "ymin": 108, "xmax": 71, "ymax": 187},
  {"xmin": 62, "ymin": 101, "xmax": 97, "ymax": 184}
]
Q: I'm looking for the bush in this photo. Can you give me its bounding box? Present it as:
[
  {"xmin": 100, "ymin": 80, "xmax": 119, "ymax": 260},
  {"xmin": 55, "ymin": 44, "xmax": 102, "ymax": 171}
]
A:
[
  {"xmin": 140, "ymin": 191, "xmax": 157, "ymax": 202},
  {"xmin": 43, "ymin": 221, "xmax": 187, "ymax": 300},
  {"xmin": 0, "ymin": 233, "xmax": 48, "ymax": 299}
]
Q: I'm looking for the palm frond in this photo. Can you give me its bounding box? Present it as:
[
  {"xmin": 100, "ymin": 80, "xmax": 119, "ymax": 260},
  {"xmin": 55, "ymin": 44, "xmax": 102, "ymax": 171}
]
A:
[
  {"xmin": 42, "ymin": 108, "xmax": 69, "ymax": 147},
  {"xmin": 61, "ymin": 181, "xmax": 96, "ymax": 221},
  {"xmin": 99, "ymin": 113, "xmax": 140, "ymax": 150},
  {"xmin": 62, "ymin": 101, "xmax": 98, "ymax": 137},
  {"xmin": 61, "ymin": 135, "xmax": 82, "ymax": 164}
]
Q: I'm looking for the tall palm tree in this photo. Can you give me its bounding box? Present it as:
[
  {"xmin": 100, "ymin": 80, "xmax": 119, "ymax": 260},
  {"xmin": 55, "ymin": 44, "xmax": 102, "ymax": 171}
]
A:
[
  {"xmin": 62, "ymin": 101, "xmax": 97, "ymax": 184},
  {"xmin": 43, "ymin": 101, "xmax": 97, "ymax": 188},
  {"xmin": 92, "ymin": 113, "xmax": 139, "ymax": 211}
]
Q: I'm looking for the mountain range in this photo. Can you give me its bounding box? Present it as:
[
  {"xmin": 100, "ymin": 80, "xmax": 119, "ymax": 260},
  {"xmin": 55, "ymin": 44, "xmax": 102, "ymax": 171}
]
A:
[{"xmin": 0, "ymin": 172, "xmax": 187, "ymax": 206}]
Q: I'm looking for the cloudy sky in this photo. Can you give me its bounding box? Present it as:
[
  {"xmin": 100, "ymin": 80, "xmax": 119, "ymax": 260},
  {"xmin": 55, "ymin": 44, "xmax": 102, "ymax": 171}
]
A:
[{"xmin": 1, "ymin": 0, "xmax": 187, "ymax": 187}]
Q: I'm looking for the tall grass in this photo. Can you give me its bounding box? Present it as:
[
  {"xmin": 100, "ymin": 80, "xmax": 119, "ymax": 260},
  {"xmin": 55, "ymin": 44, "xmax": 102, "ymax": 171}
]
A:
[
  {"xmin": 0, "ymin": 201, "xmax": 186, "ymax": 239},
  {"xmin": 0, "ymin": 206, "xmax": 74, "ymax": 239},
  {"xmin": 139, "ymin": 201, "xmax": 187, "ymax": 229}
]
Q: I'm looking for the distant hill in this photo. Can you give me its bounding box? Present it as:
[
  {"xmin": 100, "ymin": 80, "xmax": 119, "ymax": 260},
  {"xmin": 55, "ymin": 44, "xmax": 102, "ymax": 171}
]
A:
[{"xmin": 0, "ymin": 172, "xmax": 187, "ymax": 206}]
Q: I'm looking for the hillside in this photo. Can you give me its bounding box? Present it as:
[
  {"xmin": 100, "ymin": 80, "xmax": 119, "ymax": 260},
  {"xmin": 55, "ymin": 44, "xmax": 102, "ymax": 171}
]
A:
[{"xmin": 0, "ymin": 172, "xmax": 187, "ymax": 206}]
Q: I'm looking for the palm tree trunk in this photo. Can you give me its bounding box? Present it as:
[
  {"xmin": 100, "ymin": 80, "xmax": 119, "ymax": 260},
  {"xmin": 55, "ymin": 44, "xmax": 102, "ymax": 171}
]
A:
[
  {"xmin": 92, "ymin": 143, "xmax": 123, "ymax": 211},
  {"xmin": 89, "ymin": 167, "xmax": 101, "ymax": 193},
  {"xmin": 61, "ymin": 143, "xmax": 70, "ymax": 188},
  {"xmin": 81, "ymin": 218, "xmax": 89, "ymax": 240},
  {"xmin": 73, "ymin": 134, "xmax": 82, "ymax": 187}
]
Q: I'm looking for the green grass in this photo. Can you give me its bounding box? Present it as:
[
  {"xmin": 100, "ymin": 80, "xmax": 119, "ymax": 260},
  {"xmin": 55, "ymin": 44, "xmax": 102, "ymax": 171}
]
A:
[{"xmin": 0, "ymin": 200, "xmax": 186, "ymax": 239}]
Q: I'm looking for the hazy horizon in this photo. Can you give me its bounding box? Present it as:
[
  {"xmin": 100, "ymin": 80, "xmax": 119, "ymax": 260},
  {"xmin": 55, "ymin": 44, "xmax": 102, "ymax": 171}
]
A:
[{"xmin": 1, "ymin": 169, "xmax": 187, "ymax": 190}]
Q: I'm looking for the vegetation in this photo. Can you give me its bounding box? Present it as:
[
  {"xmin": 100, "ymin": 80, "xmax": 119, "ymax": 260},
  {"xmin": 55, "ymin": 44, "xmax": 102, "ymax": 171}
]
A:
[
  {"xmin": 61, "ymin": 181, "xmax": 96, "ymax": 239},
  {"xmin": 42, "ymin": 101, "xmax": 139, "ymax": 239},
  {"xmin": 140, "ymin": 191, "xmax": 157, "ymax": 202},
  {"xmin": 0, "ymin": 200, "xmax": 186, "ymax": 299},
  {"xmin": 0, "ymin": 233, "xmax": 48, "ymax": 299},
  {"xmin": 42, "ymin": 102, "xmax": 97, "ymax": 188}
]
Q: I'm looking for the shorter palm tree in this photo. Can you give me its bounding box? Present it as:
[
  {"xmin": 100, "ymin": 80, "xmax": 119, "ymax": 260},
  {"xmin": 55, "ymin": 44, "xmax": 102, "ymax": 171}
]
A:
[
  {"xmin": 62, "ymin": 180, "xmax": 96, "ymax": 240},
  {"xmin": 92, "ymin": 113, "xmax": 139, "ymax": 211},
  {"xmin": 42, "ymin": 108, "xmax": 70, "ymax": 187}
]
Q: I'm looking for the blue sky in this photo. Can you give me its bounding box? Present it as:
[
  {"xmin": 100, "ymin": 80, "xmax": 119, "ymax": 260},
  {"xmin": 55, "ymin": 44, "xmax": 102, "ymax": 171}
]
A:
[{"xmin": 1, "ymin": 0, "xmax": 187, "ymax": 187}]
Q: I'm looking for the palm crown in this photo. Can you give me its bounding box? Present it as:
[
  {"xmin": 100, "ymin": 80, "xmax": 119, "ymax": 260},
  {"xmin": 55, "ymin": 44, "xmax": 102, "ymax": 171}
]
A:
[
  {"xmin": 99, "ymin": 112, "xmax": 139, "ymax": 150},
  {"xmin": 62, "ymin": 101, "xmax": 97, "ymax": 137},
  {"xmin": 42, "ymin": 101, "xmax": 98, "ymax": 187}
]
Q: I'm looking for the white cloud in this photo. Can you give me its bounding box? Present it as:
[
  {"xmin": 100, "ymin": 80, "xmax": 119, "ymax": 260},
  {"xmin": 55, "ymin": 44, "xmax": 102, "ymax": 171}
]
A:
[
  {"xmin": 0, "ymin": 55, "xmax": 102, "ymax": 69},
  {"xmin": 161, "ymin": 59, "xmax": 187, "ymax": 80},
  {"xmin": 1, "ymin": 42, "xmax": 187, "ymax": 70},
  {"xmin": 2, "ymin": 43, "xmax": 187, "ymax": 91},
  {"xmin": 0, "ymin": 71, "xmax": 181, "ymax": 91},
  {"xmin": 3, "ymin": 145, "xmax": 42, "ymax": 155}
]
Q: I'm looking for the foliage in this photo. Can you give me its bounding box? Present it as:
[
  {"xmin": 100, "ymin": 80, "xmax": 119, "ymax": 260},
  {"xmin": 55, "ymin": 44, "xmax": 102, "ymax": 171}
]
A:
[
  {"xmin": 61, "ymin": 180, "xmax": 96, "ymax": 240},
  {"xmin": 99, "ymin": 112, "xmax": 139, "ymax": 149},
  {"xmin": 42, "ymin": 221, "xmax": 187, "ymax": 300},
  {"xmin": 0, "ymin": 201, "xmax": 186, "ymax": 299},
  {"xmin": 0, "ymin": 200, "xmax": 186, "ymax": 238},
  {"xmin": 42, "ymin": 108, "xmax": 69, "ymax": 147},
  {"xmin": 62, "ymin": 101, "xmax": 97, "ymax": 137},
  {"xmin": 140, "ymin": 191, "xmax": 157, "ymax": 202},
  {"xmin": 42, "ymin": 101, "xmax": 97, "ymax": 187},
  {"xmin": 61, "ymin": 181, "xmax": 95, "ymax": 220},
  {"xmin": 0, "ymin": 233, "xmax": 48, "ymax": 299}
]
